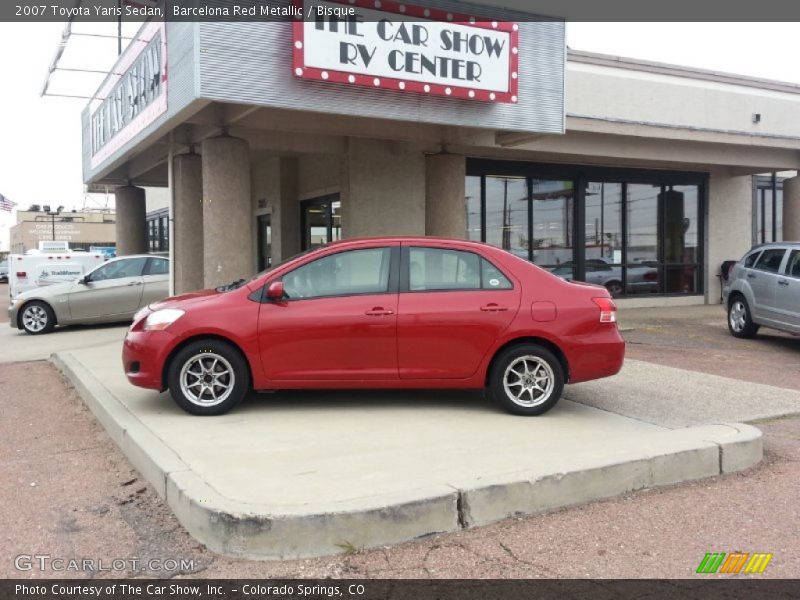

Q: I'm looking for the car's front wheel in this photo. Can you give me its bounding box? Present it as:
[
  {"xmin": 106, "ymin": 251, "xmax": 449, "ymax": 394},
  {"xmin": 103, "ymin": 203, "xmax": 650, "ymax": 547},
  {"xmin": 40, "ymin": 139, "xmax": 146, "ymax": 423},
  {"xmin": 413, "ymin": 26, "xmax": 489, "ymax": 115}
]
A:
[
  {"xmin": 20, "ymin": 301, "xmax": 56, "ymax": 335},
  {"xmin": 167, "ymin": 339, "xmax": 250, "ymax": 415},
  {"xmin": 488, "ymin": 344, "xmax": 565, "ymax": 416},
  {"xmin": 728, "ymin": 296, "xmax": 759, "ymax": 339}
]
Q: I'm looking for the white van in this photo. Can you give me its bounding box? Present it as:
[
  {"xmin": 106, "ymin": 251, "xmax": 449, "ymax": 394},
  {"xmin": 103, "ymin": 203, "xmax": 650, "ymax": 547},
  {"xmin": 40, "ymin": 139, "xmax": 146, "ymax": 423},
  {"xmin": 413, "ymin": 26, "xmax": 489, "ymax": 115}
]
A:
[{"xmin": 8, "ymin": 251, "xmax": 106, "ymax": 301}]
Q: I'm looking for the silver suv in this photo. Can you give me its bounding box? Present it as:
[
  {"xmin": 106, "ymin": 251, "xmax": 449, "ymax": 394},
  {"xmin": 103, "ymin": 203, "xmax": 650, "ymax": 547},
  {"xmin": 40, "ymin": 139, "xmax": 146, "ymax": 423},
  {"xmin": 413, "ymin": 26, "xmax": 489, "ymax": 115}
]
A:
[{"xmin": 724, "ymin": 242, "xmax": 800, "ymax": 338}]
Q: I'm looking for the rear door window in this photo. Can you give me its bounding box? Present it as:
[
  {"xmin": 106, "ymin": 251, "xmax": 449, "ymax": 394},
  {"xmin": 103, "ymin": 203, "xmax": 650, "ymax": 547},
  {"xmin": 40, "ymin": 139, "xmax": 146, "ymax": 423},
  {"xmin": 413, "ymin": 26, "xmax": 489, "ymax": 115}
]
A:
[{"xmin": 753, "ymin": 249, "xmax": 786, "ymax": 274}]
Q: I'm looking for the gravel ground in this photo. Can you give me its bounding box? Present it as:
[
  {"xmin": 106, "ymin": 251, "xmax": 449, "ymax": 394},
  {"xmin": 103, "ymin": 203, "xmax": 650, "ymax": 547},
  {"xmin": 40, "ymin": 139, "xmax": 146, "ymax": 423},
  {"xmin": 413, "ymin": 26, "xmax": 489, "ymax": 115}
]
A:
[{"xmin": 1, "ymin": 360, "xmax": 798, "ymax": 579}]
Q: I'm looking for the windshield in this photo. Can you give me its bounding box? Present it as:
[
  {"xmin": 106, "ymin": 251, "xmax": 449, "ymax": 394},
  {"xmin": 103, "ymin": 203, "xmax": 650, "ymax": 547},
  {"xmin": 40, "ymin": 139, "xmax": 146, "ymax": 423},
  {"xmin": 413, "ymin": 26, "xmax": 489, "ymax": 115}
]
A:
[{"xmin": 248, "ymin": 245, "xmax": 326, "ymax": 283}]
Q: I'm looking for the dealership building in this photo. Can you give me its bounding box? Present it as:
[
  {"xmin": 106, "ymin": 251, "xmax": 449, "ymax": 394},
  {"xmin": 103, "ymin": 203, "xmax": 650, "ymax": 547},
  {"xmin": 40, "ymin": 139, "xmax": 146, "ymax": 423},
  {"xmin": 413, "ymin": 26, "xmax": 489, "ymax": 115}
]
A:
[{"xmin": 81, "ymin": 2, "xmax": 800, "ymax": 306}]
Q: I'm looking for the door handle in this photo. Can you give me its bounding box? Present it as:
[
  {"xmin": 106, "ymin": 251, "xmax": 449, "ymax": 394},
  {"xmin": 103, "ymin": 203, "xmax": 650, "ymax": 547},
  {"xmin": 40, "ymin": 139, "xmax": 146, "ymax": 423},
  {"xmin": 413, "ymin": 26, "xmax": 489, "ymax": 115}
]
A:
[
  {"xmin": 480, "ymin": 303, "xmax": 508, "ymax": 312},
  {"xmin": 746, "ymin": 273, "xmax": 757, "ymax": 279},
  {"xmin": 778, "ymin": 279, "xmax": 789, "ymax": 286},
  {"xmin": 365, "ymin": 307, "xmax": 394, "ymax": 316},
  {"xmin": 127, "ymin": 281, "xmax": 142, "ymax": 286}
]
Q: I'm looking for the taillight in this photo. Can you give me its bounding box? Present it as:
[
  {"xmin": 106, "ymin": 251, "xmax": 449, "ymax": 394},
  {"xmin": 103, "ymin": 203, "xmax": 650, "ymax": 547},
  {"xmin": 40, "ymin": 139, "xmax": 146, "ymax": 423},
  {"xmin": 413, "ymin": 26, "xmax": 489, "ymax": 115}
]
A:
[
  {"xmin": 592, "ymin": 297, "xmax": 617, "ymax": 323},
  {"xmin": 643, "ymin": 271, "xmax": 658, "ymax": 281},
  {"xmin": 16, "ymin": 272, "xmax": 27, "ymax": 278}
]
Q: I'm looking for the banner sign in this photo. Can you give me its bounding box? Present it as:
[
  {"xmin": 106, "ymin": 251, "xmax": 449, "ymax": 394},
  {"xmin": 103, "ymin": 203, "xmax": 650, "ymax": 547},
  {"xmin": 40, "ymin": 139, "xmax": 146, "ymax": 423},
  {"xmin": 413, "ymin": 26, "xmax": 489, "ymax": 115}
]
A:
[
  {"xmin": 89, "ymin": 20, "xmax": 168, "ymax": 169},
  {"xmin": 293, "ymin": 0, "xmax": 519, "ymax": 103}
]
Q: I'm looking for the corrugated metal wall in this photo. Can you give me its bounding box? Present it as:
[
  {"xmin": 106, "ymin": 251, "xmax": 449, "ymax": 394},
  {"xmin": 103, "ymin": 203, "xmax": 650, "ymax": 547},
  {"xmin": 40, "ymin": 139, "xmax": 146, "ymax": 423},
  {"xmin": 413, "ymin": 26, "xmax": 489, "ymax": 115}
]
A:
[
  {"xmin": 82, "ymin": 1, "xmax": 565, "ymax": 183},
  {"xmin": 197, "ymin": 3, "xmax": 564, "ymax": 135},
  {"xmin": 82, "ymin": 21, "xmax": 199, "ymax": 183}
]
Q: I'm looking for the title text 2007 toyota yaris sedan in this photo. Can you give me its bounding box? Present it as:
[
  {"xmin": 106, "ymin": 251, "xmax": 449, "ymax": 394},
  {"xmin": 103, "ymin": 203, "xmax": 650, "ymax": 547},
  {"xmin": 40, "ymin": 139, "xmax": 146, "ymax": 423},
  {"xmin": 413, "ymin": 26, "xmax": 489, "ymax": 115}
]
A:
[{"xmin": 123, "ymin": 238, "xmax": 625, "ymax": 416}]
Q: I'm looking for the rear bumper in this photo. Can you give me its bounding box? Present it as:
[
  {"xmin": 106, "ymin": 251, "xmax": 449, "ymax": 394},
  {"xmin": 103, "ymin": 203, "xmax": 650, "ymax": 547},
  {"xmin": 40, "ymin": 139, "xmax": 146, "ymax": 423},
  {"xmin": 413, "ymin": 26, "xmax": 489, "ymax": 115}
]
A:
[
  {"xmin": 122, "ymin": 329, "xmax": 177, "ymax": 391},
  {"xmin": 565, "ymin": 326, "xmax": 626, "ymax": 384}
]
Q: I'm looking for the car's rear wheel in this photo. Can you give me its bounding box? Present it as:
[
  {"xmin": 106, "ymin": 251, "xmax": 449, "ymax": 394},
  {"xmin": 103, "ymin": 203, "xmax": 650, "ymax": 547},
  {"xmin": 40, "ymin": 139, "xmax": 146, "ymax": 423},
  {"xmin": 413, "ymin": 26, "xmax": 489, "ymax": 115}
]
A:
[
  {"xmin": 20, "ymin": 301, "xmax": 56, "ymax": 335},
  {"xmin": 167, "ymin": 339, "xmax": 250, "ymax": 415},
  {"xmin": 728, "ymin": 296, "xmax": 759, "ymax": 339},
  {"xmin": 489, "ymin": 344, "xmax": 565, "ymax": 416},
  {"xmin": 605, "ymin": 280, "xmax": 623, "ymax": 298}
]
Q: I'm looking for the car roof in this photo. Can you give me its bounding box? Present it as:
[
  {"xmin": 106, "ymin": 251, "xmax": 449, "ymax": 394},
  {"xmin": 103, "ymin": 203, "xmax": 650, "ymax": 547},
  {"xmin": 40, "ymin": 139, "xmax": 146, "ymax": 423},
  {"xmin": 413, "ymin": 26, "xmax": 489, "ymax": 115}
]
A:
[{"xmin": 748, "ymin": 242, "xmax": 800, "ymax": 252}]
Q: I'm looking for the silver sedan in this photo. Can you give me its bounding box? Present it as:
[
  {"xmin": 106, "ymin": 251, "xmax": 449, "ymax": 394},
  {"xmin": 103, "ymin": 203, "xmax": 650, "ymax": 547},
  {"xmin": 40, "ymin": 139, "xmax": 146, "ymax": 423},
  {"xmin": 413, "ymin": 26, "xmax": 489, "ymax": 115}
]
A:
[{"xmin": 9, "ymin": 255, "xmax": 170, "ymax": 335}]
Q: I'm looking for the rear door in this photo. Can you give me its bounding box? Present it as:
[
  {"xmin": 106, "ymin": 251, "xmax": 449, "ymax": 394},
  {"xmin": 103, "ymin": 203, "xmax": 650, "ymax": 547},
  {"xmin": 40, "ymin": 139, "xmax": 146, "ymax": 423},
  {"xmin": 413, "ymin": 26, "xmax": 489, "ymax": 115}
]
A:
[
  {"xmin": 141, "ymin": 257, "xmax": 170, "ymax": 307},
  {"xmin": 397, "ymin": 244, "xmax": 520, "ymax": 379},
  {"xmin": 748, "ymin": 248, "xmax": 786, "ymax": 323},
  {"xmin": 68, "ymin": 257, "xmax": 148, "ymax": 320},
  {"xmin": 773, "ymin": 249, "xmax": 800, "ymax": 332}
]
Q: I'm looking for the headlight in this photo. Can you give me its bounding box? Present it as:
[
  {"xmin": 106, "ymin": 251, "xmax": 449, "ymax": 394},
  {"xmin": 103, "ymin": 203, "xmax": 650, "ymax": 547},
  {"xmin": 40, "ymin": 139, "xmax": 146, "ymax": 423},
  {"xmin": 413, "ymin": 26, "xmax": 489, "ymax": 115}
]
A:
[{"xmin": 143, "ymin": 309, "xmax": 185, "ymax": 331}]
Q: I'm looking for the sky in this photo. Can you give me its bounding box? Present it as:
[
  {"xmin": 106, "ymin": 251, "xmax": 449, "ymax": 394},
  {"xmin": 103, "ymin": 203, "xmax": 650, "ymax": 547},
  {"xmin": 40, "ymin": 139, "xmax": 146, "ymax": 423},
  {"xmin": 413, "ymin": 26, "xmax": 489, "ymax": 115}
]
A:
[{"xmin": 1, "ymin": 21, "xmax": 799, "ymax": 250}]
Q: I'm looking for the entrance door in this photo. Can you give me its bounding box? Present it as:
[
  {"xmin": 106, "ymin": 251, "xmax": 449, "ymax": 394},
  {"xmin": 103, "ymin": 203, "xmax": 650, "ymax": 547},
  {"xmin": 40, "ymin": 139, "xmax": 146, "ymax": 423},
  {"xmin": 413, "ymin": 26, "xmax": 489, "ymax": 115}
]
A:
[
  {"xmin": 301, "ymin": 194, "xmax": 341, "ymax": 251},
  {"xmin": 257, "ymin": 214, "xmax": 272, "ymax": 271}
]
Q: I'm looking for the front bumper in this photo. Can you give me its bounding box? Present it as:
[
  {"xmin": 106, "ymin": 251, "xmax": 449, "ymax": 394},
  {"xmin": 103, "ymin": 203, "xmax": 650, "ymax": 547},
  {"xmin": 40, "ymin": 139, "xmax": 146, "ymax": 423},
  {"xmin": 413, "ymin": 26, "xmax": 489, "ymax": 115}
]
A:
[
  {"xmin": 8, "ymin": 303, "xmax": 19, "ymax": 329},
  {"xmin": 122, "ymin": 329, "xmax": 177, "ymax": 391}
]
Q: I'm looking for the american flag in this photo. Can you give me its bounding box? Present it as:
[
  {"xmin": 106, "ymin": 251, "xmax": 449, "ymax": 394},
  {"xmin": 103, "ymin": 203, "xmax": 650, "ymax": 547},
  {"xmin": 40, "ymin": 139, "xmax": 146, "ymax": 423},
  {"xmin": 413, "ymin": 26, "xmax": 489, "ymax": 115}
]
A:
[{"xmin": 0, "ymin": 194, "xmax": 17, "ymax": 213}]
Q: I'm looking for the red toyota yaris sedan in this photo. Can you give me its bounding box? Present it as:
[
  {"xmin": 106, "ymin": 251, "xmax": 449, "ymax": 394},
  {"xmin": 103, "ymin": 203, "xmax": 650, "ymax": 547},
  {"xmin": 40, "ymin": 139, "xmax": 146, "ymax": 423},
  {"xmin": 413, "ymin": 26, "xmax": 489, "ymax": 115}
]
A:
[{"xmin": 123, "ymin": 237, "xmax": 624, "ymax": 416}]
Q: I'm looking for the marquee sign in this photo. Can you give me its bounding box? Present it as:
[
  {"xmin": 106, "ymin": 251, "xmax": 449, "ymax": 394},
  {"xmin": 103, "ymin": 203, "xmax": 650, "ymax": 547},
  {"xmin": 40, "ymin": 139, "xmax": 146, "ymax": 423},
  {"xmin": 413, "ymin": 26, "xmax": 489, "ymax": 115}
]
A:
[
  {"xmin": 89, "ymin": 21, "xmax": 168, "ymax": 169},
  {"xmin": 292, "ymin": 0, "xmax": 519, "ymax": 103}
]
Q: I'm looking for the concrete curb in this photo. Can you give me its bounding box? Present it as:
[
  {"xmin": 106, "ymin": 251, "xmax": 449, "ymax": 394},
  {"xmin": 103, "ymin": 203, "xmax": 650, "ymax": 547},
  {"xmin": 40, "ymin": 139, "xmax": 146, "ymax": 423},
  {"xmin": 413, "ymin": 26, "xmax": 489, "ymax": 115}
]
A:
[{"xmin": 51, "ymin": 351, "xmax": 764, "ymax": 560}]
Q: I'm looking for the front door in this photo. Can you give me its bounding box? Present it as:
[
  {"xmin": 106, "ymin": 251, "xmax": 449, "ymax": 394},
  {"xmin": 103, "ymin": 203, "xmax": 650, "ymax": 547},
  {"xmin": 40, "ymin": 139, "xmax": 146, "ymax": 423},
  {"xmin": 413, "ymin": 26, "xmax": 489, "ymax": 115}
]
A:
[
  {"xmin": 258, "ymin": 245, "xmax": 399, "ymax": 380},
  {"xmin": 748, "ymin": 247, "xmax": 786, "ymax": 323},
  {"xmin": 773, "ymin": 249, "xmax": 800, "ymax": 332},
  {"xmin": 68, "ymin": 256, "xmax": 148, "ymax": 320},
  {"xmin": 397, "ymin": 244, "xmax": 520, "ymax": 379}
]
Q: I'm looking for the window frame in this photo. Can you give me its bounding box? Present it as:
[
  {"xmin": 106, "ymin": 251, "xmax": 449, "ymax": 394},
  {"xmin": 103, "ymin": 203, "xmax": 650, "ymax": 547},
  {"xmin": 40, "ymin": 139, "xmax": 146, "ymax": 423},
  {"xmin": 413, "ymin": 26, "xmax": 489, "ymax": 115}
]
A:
[
  {"xmin": 399, "ymin": 246, "xmax": 515, "ymax": 294},
  {"xmin": 276, "ymin": 246, "xmax": 400, "ymax": 302}
]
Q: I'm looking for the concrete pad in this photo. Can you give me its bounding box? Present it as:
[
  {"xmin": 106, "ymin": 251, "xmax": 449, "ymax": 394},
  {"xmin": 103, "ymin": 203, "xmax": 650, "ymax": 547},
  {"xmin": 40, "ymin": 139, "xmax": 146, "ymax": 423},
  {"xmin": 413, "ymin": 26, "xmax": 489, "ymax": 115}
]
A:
[
  {"xmin": 566, "ymin": 359, "xmax": 800, "ymax": 427},
  {"xmin": 0, "ymin": 322, "xmax": 128, "ymax": 363},
  {"xmin": 52, "ymin": 340, "xmax": 763, "ymax": 559}
]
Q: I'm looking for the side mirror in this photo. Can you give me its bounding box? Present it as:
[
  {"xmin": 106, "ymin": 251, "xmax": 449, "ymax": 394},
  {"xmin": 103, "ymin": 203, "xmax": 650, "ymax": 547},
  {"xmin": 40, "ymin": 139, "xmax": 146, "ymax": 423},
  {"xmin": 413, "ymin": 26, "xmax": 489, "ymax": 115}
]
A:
[
  {"xmin": 79, "ymin": 275, "xmax": 90, "ymax": 285},
  {"xmin": 266, "ymin": 281, "xmax": 285, "ymax": 301}
]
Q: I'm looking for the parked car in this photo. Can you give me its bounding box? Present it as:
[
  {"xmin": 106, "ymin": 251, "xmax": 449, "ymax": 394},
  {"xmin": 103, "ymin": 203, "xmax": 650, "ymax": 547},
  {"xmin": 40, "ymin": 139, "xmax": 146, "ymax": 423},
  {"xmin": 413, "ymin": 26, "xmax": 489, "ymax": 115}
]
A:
[
  {"xmin": 549, "ymin": 258, "xmax": 659, "ymax": 297},
  {"xmin": 0, "ymin": 261, "xmax": 8, "ymax": 283},
  {"xmin": 123, "ymin": 238, "xmax": 625, "ymax": 416},
  {"xmin": 725, "ymin": 242, "xmax": 800, "ymax": 338},
  {"xmin": 9, "ymin": 255, "xmax": 170, "ymax": 335}
]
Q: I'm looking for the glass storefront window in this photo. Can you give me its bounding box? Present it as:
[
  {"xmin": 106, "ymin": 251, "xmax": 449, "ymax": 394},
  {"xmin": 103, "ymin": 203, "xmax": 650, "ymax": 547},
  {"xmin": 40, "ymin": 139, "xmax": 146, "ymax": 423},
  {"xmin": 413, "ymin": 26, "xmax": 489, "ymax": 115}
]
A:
[
  {"xmin": 465, "ymin": 165, "xmax": 705, "ymax": 297},
  {"xmin": 531, "ymin": 179, "xmax": 574, "ymax": 276},
  {"xmin": 584, "ymin": 182, "xmax": 623, "ymax": 296},
  {"xmin": 485, "ymin": 176, "xmax": 529, "ymax": 260},
  {"xmin": 755, "ymin": 175, "xmax": 783, "ymax": 244},
  {"xmin": 465, "ymin": 176, "xmax": 482, "ymax": 242},
  {"xmin": 302, "ymin": 194, "xmax": 341, "ymax": 250}
]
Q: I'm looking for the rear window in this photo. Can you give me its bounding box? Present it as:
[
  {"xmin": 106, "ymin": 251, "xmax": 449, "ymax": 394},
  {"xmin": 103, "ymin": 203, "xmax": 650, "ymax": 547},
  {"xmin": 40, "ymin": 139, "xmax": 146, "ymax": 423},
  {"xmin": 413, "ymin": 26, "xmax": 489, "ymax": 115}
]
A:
[{"xmin": 753, "ymin": 249, "xmax": 786, "ymax": 274}]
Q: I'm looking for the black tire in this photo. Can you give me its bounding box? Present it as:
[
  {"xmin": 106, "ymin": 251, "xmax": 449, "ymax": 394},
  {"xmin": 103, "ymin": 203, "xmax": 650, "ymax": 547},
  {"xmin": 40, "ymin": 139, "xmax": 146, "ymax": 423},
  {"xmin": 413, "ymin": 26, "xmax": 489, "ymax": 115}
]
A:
[
  {"xmin": 605, "ymin": 280, "xmax": 624, "ymax": 298},
  {"xmin": 167, "ymin": 339, "xmax": 250, "ymax": 416},
  {"xmin": 488, "ymin": 344, "xmax": 565, "ymax": 416},
  {"xmin": 728, "ymin": 295, "xmax": 759, "ymax": 339},
  {"xmin": 19, "ymin": 300, "xmax": 56, "ymax": 335}
]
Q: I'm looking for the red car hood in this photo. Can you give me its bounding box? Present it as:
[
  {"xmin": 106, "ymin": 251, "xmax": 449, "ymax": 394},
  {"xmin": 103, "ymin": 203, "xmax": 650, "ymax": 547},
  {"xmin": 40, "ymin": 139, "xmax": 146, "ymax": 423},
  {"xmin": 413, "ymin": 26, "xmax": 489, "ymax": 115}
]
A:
[{"xmin": 149, "ymin": 288, "xmax": 220, "ymax": 311}]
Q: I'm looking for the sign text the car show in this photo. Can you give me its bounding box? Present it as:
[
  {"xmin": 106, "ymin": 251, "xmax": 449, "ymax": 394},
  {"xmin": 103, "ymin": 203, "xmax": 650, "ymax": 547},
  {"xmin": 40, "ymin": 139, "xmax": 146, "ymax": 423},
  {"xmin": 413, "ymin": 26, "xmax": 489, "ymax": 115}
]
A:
[{"xmin": 293, "ymin": 0, "xmax": 519, "ymax": 102}]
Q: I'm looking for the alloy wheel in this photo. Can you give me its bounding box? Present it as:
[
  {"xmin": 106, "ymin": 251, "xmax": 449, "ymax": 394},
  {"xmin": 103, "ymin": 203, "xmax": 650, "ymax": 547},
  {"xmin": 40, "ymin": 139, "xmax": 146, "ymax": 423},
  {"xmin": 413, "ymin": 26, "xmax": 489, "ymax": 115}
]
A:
[
  {"xmin": 22, "ymin": 305, "xmax": 48, "ymax": 333},
  {"xmin": 502, "ymin": 355, "xmax": 555, "ymax": 407},
  {"xmin": 729, "ymin": 300, "xmax": 747, "ymax": 333},
  {"xmin": 179, "ymin": 352, "xmax": 236, "ymax": 407}
]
